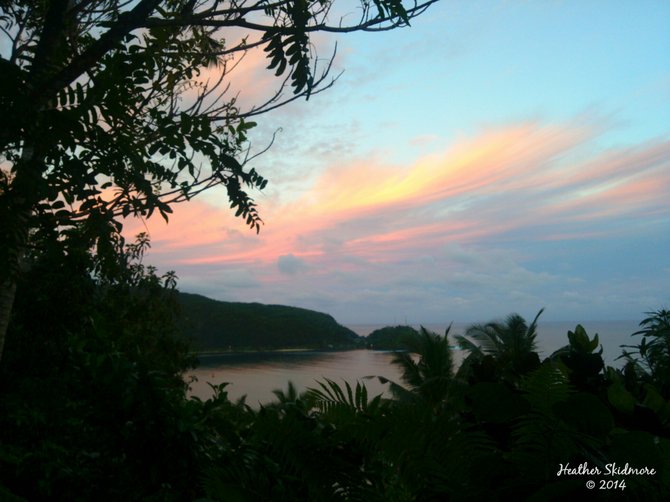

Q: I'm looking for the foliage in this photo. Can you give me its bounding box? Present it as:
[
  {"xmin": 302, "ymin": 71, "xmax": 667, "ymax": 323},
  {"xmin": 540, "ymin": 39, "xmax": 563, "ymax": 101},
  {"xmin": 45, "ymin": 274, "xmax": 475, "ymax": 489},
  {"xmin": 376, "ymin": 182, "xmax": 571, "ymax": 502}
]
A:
[
  {"xmin": 456, "ymin": 309, "xmax": 543, "ymax": 386},
  {"xmin": 549, "ymin": 324, "xmax": 605, "ymax": 393},
  {"xmin": 387, "ymin": 326, "xmax": 456, "ymax": 409},
  {"xmin": 0, "ymin": 0, "xmax": 440, "ymax": 361},
  {"xmin": 0, "ymin": 233, "xmax": 198, "ymax": 500},
  {"xmin": 3, "ymin": 255, "xmax": 670, "ymax": 500},
  {"xmin": 306, "ymin": 377, "xmax": 386, "ymax": 419},
  {"xmin": 0, "ymin": 0, "xmax": 436, "ymax": 231},
  {"xmin": 620, "ymin": 309, "xmax": 670, "ymax": 398}
]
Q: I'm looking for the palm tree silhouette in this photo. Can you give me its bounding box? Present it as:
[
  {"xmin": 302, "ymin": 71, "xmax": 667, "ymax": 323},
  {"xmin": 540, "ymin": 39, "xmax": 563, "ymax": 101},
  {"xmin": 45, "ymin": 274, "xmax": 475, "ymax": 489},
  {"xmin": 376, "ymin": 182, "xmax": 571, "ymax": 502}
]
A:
[
  {"xmin": 390, "ymin": 326, "xmax": 455, "ymax": 408},
  {"xmin": 456, "ymin": 309, "xmax": 544, "ymax": 380}
]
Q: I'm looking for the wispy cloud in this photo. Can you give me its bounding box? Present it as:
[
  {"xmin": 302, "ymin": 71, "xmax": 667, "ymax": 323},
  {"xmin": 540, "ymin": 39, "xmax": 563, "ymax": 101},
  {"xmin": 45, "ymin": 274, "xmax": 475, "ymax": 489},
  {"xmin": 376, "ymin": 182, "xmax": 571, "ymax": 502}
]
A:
[{"xmin": 126, "ymin": 118, "xmax": 669, "ymax": 321}]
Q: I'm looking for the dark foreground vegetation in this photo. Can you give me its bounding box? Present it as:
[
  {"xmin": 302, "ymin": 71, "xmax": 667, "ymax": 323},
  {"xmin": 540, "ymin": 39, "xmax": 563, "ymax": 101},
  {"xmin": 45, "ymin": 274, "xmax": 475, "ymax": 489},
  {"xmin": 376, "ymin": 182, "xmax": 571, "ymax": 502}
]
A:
[{"xmin": 1, "ymin": 236, "xmax": 669, "ymax": 501}]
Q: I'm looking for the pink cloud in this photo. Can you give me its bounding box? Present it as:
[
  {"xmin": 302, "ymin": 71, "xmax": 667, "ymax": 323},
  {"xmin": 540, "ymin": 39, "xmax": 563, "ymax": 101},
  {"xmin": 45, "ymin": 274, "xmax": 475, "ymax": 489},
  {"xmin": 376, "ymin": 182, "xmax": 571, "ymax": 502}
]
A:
[{"xmin": 127, "ymin": 121, "xmax": 670, "ymax": 281}]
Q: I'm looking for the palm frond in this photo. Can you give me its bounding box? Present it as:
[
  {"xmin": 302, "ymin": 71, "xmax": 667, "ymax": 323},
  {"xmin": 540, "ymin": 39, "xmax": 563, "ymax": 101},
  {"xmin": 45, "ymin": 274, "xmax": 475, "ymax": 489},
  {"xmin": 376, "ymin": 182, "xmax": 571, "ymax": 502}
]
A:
[
  {"xmin": 391, "ymin": 351, "xmax": 423, "ymax": 390},
  {"xmin": 464, "ymin": 324, "xmax": 500, "ymax": 354},
  {"xmin": 521, "ymin": 363, "xmax": 571, "ymax": 413},
  {"xmin": 454, "ymin": 334, "xmax": 484, "ymax": 356},
  {"xmin": 306, "ymin": 378, "xmax": 384, "ymax": 417},
  {"xmin": 370, "ymin": 375, "xmax": 416, "ymax": 403},
  {"xmin": 461, "ymin": 309, "xmax": 543, "ymax": 367},
  {"xmin": 271, "ymin": 381, "xmax": 300, "ymax": 404}
]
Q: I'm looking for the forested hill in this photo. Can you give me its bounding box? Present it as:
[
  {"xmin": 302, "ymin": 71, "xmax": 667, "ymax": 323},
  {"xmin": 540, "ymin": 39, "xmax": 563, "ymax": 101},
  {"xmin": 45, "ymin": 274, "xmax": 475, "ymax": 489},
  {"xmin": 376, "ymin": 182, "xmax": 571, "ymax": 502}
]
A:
[{"xmin": 177, "ymin": 292, "xmax": 362, "ymax": 352}]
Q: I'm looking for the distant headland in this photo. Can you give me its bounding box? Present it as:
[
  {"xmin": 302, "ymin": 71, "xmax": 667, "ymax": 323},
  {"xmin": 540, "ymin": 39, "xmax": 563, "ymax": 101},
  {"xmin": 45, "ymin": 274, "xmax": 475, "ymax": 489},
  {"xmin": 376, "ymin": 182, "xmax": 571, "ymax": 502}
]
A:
[{"xmin": 178, "ymin": 292, "xmax": 363, "ymax": 352}]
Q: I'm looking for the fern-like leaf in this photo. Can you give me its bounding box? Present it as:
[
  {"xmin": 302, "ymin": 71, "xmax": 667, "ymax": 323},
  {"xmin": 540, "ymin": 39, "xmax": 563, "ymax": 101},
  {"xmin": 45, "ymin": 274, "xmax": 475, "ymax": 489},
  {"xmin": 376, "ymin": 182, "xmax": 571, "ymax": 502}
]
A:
[{"xmin": 521, "ymin": 363, "xmax": 571, "ymax": 413}]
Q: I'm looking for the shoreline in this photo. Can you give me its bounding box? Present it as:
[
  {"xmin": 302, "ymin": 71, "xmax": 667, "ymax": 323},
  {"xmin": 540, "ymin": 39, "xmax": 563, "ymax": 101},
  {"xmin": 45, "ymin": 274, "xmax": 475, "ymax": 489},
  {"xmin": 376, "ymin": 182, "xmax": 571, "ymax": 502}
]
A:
[{"xmin": 194, "ymin": 346, "xmax": 364, "ymax": 357}]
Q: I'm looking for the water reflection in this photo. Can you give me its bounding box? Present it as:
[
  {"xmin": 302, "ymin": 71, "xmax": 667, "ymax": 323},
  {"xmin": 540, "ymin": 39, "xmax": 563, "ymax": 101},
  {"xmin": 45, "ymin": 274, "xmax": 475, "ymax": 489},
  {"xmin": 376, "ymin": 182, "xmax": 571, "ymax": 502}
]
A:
[
  {"xmin": 188, "ymin": 350, "xmax": 405, "ymax": 406},
  {"xmin": 197, "ymin": 350, "xmax": 339, "ymax": 369}
]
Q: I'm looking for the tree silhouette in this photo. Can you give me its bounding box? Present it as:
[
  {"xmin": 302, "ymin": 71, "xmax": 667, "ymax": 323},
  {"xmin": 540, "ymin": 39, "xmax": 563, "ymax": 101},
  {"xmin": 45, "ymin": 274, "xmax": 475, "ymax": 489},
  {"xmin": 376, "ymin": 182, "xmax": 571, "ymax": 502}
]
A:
[
  {"xmin": 621, "ymin": 309, "xmax": 670, "ymax": 397},
  {"xmin": 456, "ymin": 309, "xmax": 544, "ymax": 382},
  {"xmin": 0, "ymin": 0, "xmax": 439, "ymax": 360},
  {"xmin": 389, "ymin": 326, "xmax": 455, "ymax": 409}
]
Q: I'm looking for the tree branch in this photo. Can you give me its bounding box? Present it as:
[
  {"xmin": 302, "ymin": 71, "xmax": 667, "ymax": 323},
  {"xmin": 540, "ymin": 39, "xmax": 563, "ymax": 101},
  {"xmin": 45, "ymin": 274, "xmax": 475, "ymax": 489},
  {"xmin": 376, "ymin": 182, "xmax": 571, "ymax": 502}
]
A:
[{"xmin": 35, "ymin": 0, "xmax": 163, "ymax": 98}]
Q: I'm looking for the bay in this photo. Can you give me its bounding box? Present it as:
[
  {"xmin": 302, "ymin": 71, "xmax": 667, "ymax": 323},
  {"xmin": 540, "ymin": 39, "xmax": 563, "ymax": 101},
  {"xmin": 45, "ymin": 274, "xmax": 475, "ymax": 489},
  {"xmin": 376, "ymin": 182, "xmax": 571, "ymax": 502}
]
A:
[
  {"xmin": 187, "ymin": 319, "xmax": 641, "ymax": 406},
  {"xmin": 188, "ymin": 349, "xmax": 406, "ymax": 406}
]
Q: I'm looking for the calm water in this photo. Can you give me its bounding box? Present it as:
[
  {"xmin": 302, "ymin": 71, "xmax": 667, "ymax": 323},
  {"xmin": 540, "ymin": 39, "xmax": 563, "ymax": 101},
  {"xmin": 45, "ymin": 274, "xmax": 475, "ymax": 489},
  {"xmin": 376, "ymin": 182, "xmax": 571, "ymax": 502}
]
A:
[
  {"xmin": 188, "ymin": 350, "xmax": 407, "ymax": 406},
  {"xmin": 187, "ymin": 320, "xmax": 641, "ymax": 405}
]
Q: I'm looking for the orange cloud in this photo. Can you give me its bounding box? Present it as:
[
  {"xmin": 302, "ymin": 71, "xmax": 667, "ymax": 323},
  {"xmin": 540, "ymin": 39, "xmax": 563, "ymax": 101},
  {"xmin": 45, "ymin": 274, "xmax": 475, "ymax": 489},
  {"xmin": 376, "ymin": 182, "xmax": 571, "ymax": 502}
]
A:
[
  {"xmin": 287, "ymin": 123, "xmax": 591, "ymax": 219},
  {"xmin": 126, "ymin": 122, "xmax": 670, "ymax": 276}
]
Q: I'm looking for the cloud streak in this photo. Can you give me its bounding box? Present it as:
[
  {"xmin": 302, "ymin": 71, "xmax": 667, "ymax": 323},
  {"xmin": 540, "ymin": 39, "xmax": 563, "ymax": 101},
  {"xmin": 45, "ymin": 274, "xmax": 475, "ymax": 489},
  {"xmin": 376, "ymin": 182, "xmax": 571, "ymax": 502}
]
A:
[{"xmin": 126, "ymin": 118, "xmax": 670, "ymax": 321}]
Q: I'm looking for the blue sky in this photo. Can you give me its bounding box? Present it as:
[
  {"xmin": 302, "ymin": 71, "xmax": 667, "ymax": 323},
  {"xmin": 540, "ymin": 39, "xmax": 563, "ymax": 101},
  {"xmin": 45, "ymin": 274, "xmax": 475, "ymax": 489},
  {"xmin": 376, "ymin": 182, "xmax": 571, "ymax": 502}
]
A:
[{"xmin": 128, "ymin": 0, "xmax": 670, "ymax": 324}]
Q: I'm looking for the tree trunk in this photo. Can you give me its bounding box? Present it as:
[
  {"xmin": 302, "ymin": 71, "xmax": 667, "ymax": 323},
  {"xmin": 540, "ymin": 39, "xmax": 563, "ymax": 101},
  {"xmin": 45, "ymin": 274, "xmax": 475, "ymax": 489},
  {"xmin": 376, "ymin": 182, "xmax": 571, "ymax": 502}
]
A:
[
  {"xmin": 0, "ymin": 1, "xmax": 71, "ymax": 364},
  {"xmin": 0, "ymin": 136, "xmax": 44, "ymax": 363},
  {"xmin": 0, "ymin": 169, "xmax": 33, "ymax": 364},
  {"xmin": 0, "ymin": 0, "xmax": 161, "ymax": 363},
  {"xmin": 0, "ymin": 279, "xmax": 17, "ymax": 363}
]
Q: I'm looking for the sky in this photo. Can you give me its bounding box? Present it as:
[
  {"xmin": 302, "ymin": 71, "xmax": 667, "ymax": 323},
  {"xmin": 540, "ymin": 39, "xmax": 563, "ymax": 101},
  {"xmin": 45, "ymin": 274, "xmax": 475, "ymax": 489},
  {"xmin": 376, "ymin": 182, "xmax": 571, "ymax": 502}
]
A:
[{"xmin": 126, "ymin": 0, "xmax": 670, "ymax": 324}]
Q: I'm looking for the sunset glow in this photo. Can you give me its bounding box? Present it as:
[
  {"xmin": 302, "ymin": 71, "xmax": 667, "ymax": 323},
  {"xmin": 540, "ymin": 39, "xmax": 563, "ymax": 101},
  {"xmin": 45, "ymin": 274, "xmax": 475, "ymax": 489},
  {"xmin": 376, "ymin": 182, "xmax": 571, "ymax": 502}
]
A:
[{"xmin": 126, "ymin": 1, "xmax": 670, "ymax": 323}]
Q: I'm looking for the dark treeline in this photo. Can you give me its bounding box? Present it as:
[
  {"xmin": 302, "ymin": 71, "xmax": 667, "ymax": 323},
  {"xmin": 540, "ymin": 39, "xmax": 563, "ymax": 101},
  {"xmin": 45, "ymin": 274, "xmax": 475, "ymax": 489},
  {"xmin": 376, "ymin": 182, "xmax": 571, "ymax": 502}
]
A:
[{"xmin": 1, "ymin": 234, "xmax": 669, "ymax": 500}]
